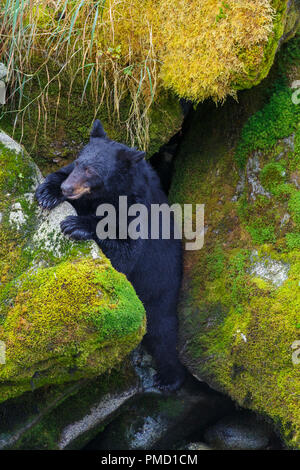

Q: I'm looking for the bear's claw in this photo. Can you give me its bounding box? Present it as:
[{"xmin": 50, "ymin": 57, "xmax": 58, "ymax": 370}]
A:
[
  {"xmin": 60, "ymin": 215, "xmax": 93, "ymax": 241},
  {"xmin": 35, "ymin": 183, "xmax": 65, "ymax": 210}
]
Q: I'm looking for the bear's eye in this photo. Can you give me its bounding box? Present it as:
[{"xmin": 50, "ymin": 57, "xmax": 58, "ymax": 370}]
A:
[{"xmin": 85, "ymin": 167, "xmax": 95, "ymax": 177}]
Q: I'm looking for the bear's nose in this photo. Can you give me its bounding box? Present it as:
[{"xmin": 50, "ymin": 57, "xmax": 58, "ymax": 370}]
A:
[{"xmin": 61, "ymin": 182, "xmax": 74, "ymax": 197}]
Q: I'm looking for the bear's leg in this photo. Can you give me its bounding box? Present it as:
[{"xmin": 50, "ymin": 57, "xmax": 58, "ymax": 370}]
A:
[
  {"xmin": 142, "ymin": 296, "xmax": 186, "ymax": 392},
  {"xmin": 60, "ymin": 222, "xmax": 143, "ymax": 274},
  {"xmin": 94, "ymin": 238, "xmax": 143, "ymax": 277}
]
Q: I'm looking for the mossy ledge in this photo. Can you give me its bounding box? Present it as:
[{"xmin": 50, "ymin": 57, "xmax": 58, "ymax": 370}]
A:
[{"xmin": 0, "ymin": 132, "xmax": 146, "ymax": 403}]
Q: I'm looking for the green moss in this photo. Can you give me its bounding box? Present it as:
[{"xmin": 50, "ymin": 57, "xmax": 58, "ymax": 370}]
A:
[
  {"xmin": 204, "ymin": 245, "xmax": 226, "ymax": 282},
  {"xmin": 171, "ymin": 34, "xmax": 300, "ymax": 448},
  {"xmin": 234, "ymin": 31, "xmax": 300, "ymax": 168},
  {"xmin": 235, "ymin": 83, "xmax": 300, "ymax": 168},
  {"xmin": 288, "ymin": 191, "xmax": 300, "ymax": 227},
  {"xmin": 87, "ymin": 269, "xmax": 145, "ymax": 342},
  {"xmin": 0, "ymin": 142, "xmax": 40, "ymax": 290},
  {"xmin": 286, "ymin": 232, "xmax": 300, "ymax": 249},
  {"xmin": 227, "ymin": 251, "xmax": 251, "ymax": 312},
  {"xmin": 0, "ymin": 257, "xmax": 145, "ymax": 403},
  {"xmin": 2, "ymin": 1, "xmax": 297, "ymax": 159},
  {"xmin": 260, "ymin": 161, "xmax": 286, "ymax": 193},
  {"xmin": 148, "ymin": 90, "xmax": 183, "ymax": 156},
  {"xmin": 235, "ymin": 0, "xmax": 288, "ymax": 92},
  {"xmin": 251, "ymin": 277, "xmax": 271, "ymax": 290},
  {"xmin": 291, "ymin": 128, "xmax": 300, "ymax": 171},
  {"xmin": 0, "ymin": 134, "xmax": 146, "ymax": 403},
  {"xmin": 247, "ymin": 223, "xmax": 276, "ymax": 244},
  {"xmin": 196, "ymin": 249, "xmax": 300, "ymax": 447},
  {"xmin": 0, "ymin": 143, "xmax": 37, "ymax": 194},
  {"xmin": 237, "ymin": 195, "xmax": 278, "ymax": 245},
  {"xmin": 157, "ymin": 0, "xmax": 295, "ymax": 102}
]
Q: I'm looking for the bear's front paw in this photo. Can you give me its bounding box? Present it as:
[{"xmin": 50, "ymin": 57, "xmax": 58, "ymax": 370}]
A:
[
  {"xmin": 60, "ymin": 216, "xmax": 93, "ymax": 241},
  {"xmin": 35, "ymin": 182, "xmax": 65, "ymax": 210}
]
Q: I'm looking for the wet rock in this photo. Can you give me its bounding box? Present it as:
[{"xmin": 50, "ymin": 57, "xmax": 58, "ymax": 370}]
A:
[
  {"xmin": 0, "ymin": 364, "xmax": 140, "ymax": 450},
  {"xmin": 280, "ymin": 213, "xmax": 291, "ymax": 227},
  {"xmin": 85, "ymin": 378, "xmax": 234, "ymax": 450},
  {"xmin": 232, "ymin": 171, "xmax": 246, "ymax": 202},
  {"xmin": 282, "ymin": 134, "xmax": 295, "ymax": 152},
  {"xmin": 131, "ymin": 345, "xmax": 160, "ymax": 393},
  {"xmin": 0, "ymin": 82, "xmax": 5, "ymax": 105},
  {"xmin": 204, "ymin": 413, "xmax": 273, "ymax": 450},
  {"xmin": 0, "ymin": 130, "xmax": 23, "ymax": 153},
  {"xmin": 291, "ymin": 171, "xmax": 300, "ymax": 189},
  {"xmin": 232, "ymin": 152, "xmax": 273, "ymax": 202},
  {"xmin": 249, "ymin": 251, "xmax": 290, "ymax": 287},
  {"xmin": 246, "ymin": 153, "xmax": 271, "ymax": 201},
  {"xmin": 184, "ymin": 442, "xmax": 211, "ymax": 451}
]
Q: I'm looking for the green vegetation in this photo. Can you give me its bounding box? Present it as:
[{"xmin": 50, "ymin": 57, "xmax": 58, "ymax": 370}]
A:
[
  {"xmin": 0, "ymin": 0, "xmax": 299, "ymax": 449},
  {"xmin": 159, "ymin": 0, "xmax": 285, "ymax": 101},
  {"xmin": 235, "ymin": 83, "xmax": 300, "ymax": 168},
  {"xmin": 260, "ymin": 162, "xmax": 286, "ymax": 193},
  {"xmin": 0, "ymin": 135, "xmax": 145, "ymax": 403},
  {"xmin": 286, "ymin": 232, "xmax": 300, "ymax": 249},
  {"xmin": 289, "ymin": 191, "xmax": 300, "ymax": 226},
  {"xmin": 0, "ymin": 0, "xmax": 296, "ymax": 162},
  {"xmin": 0, "ymin": 257, "xmax": 145, "ymax": 403},
  {"xmin": 170, "ymin": 34, "xmax": 300, "ymax": 448}
]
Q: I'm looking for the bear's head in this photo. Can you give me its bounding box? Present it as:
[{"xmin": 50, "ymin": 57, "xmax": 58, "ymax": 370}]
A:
[{"xmin": 61, "ymin": 120, "xmax": 145, "ymax": 200}]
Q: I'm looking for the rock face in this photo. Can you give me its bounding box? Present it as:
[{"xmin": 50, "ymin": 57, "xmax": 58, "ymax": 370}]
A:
[
  {"xmin": 0, "ymin": 131, "xmax": 146, "ymax": 403},
  {"xmin": 85, "ymin": 378, "xmax": 233, "ymax": 451},
  {"xmin": 0, "ymin": 363, "xmax": 140, "ymax": 450},
  {"xmin": 170, "ymin": 35, "xmax": 300, "ymax": 449},
  {"xmin": 203, "ymin": 412, "xmax": 272, "ymax": 450}
]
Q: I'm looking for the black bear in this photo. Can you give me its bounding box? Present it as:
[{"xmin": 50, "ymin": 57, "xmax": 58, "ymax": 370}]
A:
[{"xmin": 35, "ymin": 120, "xmax": 185, "ymax": 391}]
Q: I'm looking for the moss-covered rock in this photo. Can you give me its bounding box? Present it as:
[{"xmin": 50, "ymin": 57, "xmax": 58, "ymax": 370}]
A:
[
  {"xmin": 157, "ymin": 0, "xmax": 300, "ymax": 101},
  {"xmin": 0, "ymin": 131, "xmax": 146, "ymax": 403},
  {"xmin": 1, "ymin": 84, "xmax": 183, "ymax": 174},
  {"xmin": 2, "ymin": 1, "xmax": 299, "ymax": 172},
  {"xmin": 169, "ymin": 36, "xmax": 300, "ymax": 449}
]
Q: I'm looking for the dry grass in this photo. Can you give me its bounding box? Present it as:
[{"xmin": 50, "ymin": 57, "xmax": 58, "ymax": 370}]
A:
[{"xmin": 0, "ymin": 0, "xmax": 158, "ymax": 149}]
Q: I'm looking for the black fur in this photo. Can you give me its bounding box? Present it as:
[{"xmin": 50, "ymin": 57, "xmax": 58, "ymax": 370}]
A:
[{"xmin": 35, "ymin": 120, "xmax": 185, "ymax": 391}]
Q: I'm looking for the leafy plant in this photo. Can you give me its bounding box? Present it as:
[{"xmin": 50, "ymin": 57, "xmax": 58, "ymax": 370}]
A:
[{"xmin": 216, "ymin": 2, "xmax": 230, "ymax": 23}]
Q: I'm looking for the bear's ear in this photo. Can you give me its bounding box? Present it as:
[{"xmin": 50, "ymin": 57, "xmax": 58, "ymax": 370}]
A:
[
  {"xmin": 118, "ymin": 148, "xmax": 145, "ymax": 164},
  {"xmin": 90, "ymin": 119, "xmax": 106, "ymax": 139}
]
